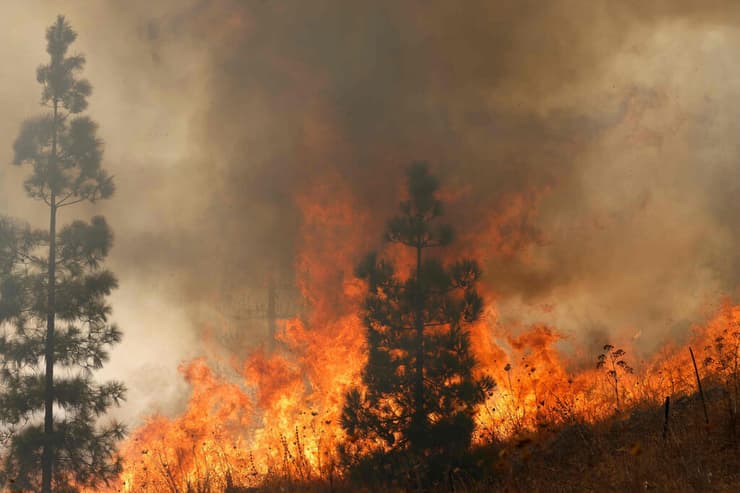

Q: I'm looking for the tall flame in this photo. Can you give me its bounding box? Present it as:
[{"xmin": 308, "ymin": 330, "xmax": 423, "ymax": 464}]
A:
[{"xmin": 104, "ymin": 182, "xmax": 738, "ymax": 492}]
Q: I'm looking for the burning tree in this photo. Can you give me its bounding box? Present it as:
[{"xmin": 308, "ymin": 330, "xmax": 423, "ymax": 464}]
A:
[
  {"xmin": 340, "ymin": 162, "xmax": 495, "ymax": 481},
  {"xmin": 0, "ymin": 16, "xmax": 125, "ymax": 492}
]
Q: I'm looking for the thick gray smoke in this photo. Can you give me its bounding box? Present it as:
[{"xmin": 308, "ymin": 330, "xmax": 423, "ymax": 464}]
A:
[{"xmin": 0, "ymin": 0, "xmax": 738, "ymax": 421}]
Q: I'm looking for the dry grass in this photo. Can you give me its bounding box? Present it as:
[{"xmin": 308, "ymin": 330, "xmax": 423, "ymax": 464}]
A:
[
  {"xmin": 476, "ymin": 387, "xmax": 738, "ymax": 493},
  {"xmin": 223, "ymin": 386, "xmax": 738, "ymax": 493},
  {"xmin": 125, "ymin": 321, "xmax": 740, "ymax": 493}
]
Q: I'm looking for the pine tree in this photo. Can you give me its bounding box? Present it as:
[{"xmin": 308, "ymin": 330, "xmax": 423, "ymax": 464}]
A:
[
  {"xmin": 0, "ymin": 16, "xmax": 125, "ymax": 492},
  {"xmin": 341, "ymin": 162, "xmax": 494, "ymax": 479}
]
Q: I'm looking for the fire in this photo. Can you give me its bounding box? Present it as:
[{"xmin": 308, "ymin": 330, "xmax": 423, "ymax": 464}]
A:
[
  {"xmin": 115, "ymin": 359, "xmax": 254, "ymax": 491},
  {"xmin": 474, "ymin": 302, "xmax": 739, "ymax": 440},
  {"xmin": 105, "ymin": 180, "xmax": 371, "ymax": 492},
  {"xmin": 101, "ymin": 180, "xmax": 739, "ymax": 492}
]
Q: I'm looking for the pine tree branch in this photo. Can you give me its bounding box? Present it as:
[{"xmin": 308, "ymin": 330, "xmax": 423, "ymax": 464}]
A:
[{"xmin": 56, "ymin": 195, "xmax": 87, "ymax": 209}]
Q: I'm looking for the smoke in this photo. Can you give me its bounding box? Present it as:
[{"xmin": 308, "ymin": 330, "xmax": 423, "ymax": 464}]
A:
[{"xmin": 1, "ymin": 0, "xmax": 739, "ymax": 419}]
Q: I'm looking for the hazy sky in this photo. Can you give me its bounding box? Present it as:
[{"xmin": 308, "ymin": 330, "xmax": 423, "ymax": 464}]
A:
[{"xmin": 1, "ymin": 0, "xmax": 738, "ymax": 422}]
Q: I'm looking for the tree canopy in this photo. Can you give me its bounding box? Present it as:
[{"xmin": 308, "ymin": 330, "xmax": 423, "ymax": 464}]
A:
[
  {"xmin": 340, "ymin": 162, "xmax": 494, "ymax": 484},
  {"xmin": 0, "ymin": 15, "xmax": 124, "ymax": 492}
]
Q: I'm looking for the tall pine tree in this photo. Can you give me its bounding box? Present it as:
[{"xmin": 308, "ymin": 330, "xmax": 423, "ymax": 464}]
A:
[
  {"xmin": 341, "ymin": 163, "xmax": 494, "ymax": 481},
  {"xmin": 0, "ymin": 15, "xmax": 124, "ymax": 492}
]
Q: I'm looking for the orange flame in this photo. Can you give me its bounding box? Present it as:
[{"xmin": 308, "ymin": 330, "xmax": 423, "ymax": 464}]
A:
[{"xmin": 102, "ymin": 181, "xmax": 739, "ymax": 492}]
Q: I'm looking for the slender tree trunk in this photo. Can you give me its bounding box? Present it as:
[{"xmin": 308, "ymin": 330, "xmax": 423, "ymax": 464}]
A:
[
  {"xmin": 412, "ymin": 239, "xmax": 425, "ymax": 447},
  {"xmin": 614, "ymin": 379, "xmax": 620, "ymax": 411},
  {"xmin": 612, "ymin": 361, "xmax": 621, "ymax": 412},
  {"xmin": 42, "ymin": 100, "xmax": 58, "ymax": 493}
]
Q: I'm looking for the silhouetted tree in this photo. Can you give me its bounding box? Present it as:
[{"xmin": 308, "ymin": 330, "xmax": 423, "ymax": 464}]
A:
[
  {"xmin": 596, "ymin": 344, "xmax": 633, "ymax": 412},
  {"xmin": 341, "ymin": 163, "xmax": 494, "ymax": 482},
  {"xmin": 0, "ymin": 16, "xmax": 124, "ymax": 492}
]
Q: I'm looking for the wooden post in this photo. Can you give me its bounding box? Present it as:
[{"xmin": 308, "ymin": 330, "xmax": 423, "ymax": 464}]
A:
[
  {"xmin": 662, "ymin": 396, "xmax": 670, "ymax": 440},
  {"xmin": 689, "ymin": 347, "xmax": 709, "ymax": 425}
]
